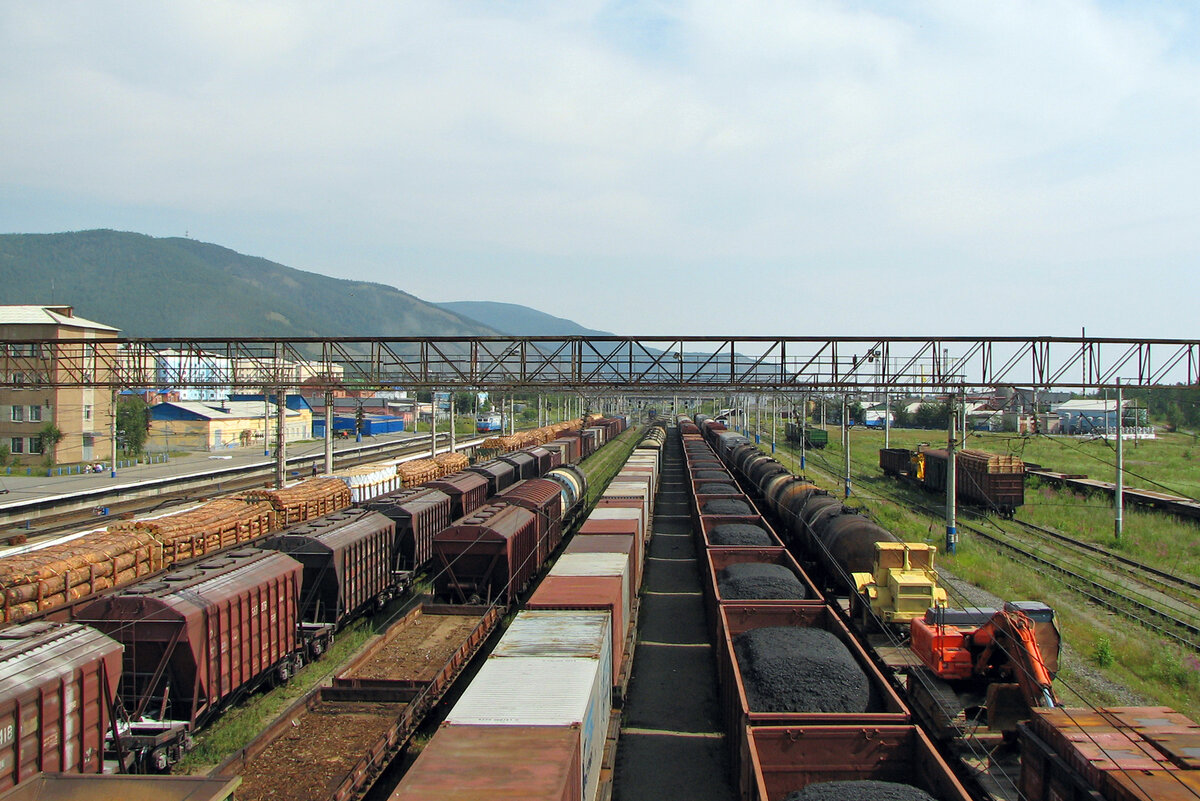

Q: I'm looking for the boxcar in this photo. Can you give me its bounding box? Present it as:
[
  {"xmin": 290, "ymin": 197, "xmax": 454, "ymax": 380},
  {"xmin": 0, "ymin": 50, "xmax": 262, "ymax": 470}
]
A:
[
  {"xmin": 0, "ymin": 622, "xmax": 122, "ymax": 791},
  {"xmin": 495, "ymin": 479, "xmax": 564, "ymax": 568},
  {"xmin": 76, "ymin": 550, "xmax": 303, "ymax": 729},
  {"xmin": 427, "ymin": 471, "xmax": 490, "ymax": 521},
  {"xmin": 362, "ymin": 487, "xmax": 452, "ymax": 573},
  {"xmin": 259, "ymin": 509, "xmax": 398, "ymax": 630},
  {"xmin": 432, "ymin": 504, "xmax": 537, "ymax": 605},
  {"xmin": 465, "ymin": 459, "xmax": 517, "ymax": 497}
]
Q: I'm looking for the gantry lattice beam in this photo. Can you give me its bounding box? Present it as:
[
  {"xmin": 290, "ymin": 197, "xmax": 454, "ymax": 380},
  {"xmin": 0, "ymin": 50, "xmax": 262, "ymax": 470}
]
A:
[{"xmin": 2, "ymin": 336, "xmax": 1198, "ymax": 392}]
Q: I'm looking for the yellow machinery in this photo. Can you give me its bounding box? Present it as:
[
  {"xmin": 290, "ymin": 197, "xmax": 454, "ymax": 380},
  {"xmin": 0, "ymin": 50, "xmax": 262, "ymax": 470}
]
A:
[{"xmin": 852, "ymin": 542, "xmax": 947, "ymax": 625}]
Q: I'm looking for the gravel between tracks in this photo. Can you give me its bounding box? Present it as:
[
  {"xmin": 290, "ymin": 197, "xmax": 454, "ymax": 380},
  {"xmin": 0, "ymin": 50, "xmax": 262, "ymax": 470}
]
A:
[
  {"xmin": 734, "ymin": 627, "xmax": 870, "ymax": 713},
  {"xmin": 708, "ymin": 523, "xmax": 774, "ymax": 546},
  {"xmin": 718, "ymin": 563, "xmax": 808, "ymax": 600},
  {"xmin": 782, "ymin": 780, "xmax": 936, "ymax": 801}
]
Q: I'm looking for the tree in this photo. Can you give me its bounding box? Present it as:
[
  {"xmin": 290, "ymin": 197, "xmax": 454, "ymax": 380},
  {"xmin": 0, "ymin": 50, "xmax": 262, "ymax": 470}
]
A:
[
  {"xmin": 0, "ymin": 442, "xmax": 10, "ymax": 468},
  {"xmin": 116, "ymin": 396, "xmax": 150, "ymax": 455},
  {"xmin": 36, "ymin": 422, "xmax": 64, "ymax": 464}
]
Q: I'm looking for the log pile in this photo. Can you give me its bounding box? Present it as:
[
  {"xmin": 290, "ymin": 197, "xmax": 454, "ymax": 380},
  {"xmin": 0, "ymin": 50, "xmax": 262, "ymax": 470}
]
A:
[
  {"xmin": 110, "ymin": 498, "xmax": 277, "ymax": 561},
  {"xmin": 398, "ymin": 459, "xmax": 441, "ymax": 487},
  {"xmin": 959, "ymin": 449, "xmax": 1025, "ymax": 474},
  {"xmin": 240, "ymin": 478, "xmax": 352, "ymax": 525},
  {"xmin": 433, "ymin": 452, "xmax": 469, "ymax": 476}
]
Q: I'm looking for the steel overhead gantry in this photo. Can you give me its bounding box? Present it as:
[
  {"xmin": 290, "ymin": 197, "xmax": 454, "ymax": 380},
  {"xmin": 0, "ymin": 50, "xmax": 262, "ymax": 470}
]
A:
[{"xmin": 2, "ymin": 335, "xmax": 1198, "ymax": 392}]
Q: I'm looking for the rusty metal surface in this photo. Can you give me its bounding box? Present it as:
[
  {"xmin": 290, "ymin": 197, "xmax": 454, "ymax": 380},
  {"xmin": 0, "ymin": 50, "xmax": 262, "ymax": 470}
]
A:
[{"xmin": 0, "ymin": 774, "xmax": 240, "ymax": 801}]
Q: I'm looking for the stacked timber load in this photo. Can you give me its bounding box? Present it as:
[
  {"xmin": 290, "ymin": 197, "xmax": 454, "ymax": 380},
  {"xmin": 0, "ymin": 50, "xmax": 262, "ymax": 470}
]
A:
[
  {"xmin": 399, "ymin": 459, "xmax": 441, "ymax": 487},
  {"xmin": 1, "ymin": 529, "xmax": 163, "ymax": 623},
  {"xmin": 959, "ymin": 449, "xmax": 1025, "ymax": 473},
  {"xmin": 434, "ymin": 452, "xmax": 469, "ymax": 476},
  {"xmin": 241, "ymin": 477, "xmax": 352, "ymax": 525},
  {"xmin": 110, "ymin": 497, "xmax": 277, "ymax": 562}
]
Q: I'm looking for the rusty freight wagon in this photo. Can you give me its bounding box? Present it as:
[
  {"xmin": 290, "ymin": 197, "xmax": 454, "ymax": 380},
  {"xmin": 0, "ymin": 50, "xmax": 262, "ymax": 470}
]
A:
[
  {"xmin": 259, "ymin": 510, "xmax": 400, "ymax": 638},
  {"xmin": 432, "ymin": 504, "xmax": 537, "ymax": 605},
  {"xmin": 0, "ymin": 622, "xmax": 123, "ymax": 792},
  {"xmin": 495, "ymin": 479, "xmax": 565, "ymax": 568},
  {"xmin": 465, "ymin": 459, "xmax": 517, "ymax": 497},
  {"xmin": 362, "ymin": 487, "xmax": 452, "ymax": 574},
  {"xmin": 75, "ymin": 550, "xmax": 304, "ymax": 733},
  {"xmin": 426, "ymin": 471, "xmax": 490, "ymax": 521}
]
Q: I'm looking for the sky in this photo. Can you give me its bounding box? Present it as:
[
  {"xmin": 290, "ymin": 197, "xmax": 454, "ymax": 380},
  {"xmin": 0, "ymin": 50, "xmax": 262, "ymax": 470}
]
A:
[{"xmin": 2, "ymin": 1, "xmax": 1199, "ymax": 337}]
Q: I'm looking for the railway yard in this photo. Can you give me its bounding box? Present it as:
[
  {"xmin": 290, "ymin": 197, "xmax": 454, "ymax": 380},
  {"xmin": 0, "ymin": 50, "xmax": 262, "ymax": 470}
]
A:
[{"xmin": 3, "ymin": 409, "xmax": 1200, "ymax": 801}]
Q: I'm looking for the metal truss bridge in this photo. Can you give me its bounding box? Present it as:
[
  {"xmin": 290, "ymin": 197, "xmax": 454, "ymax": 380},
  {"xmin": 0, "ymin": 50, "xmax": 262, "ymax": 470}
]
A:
[{"xmin": 3, "ymin": 335, "xmax": 1198, "ymax": 392}]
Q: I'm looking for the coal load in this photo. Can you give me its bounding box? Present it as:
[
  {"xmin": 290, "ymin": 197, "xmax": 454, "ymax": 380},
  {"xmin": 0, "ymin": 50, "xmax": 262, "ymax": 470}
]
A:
[
  {"xmin": 702, "ymin": 499, "xmax": 753, "ymax": 516},
  {"xmin": 734, "ymin": 627, "xmax": 869, "ymax": 713},
  {"xmin": 718, "ymin": 563, "xmax": 807, "ymax": 600},
  {"xmin": 709, "ymin": 523, "xmax": 773, "ymax": 546},
  {"xmin": 694, "ymin": 470, "xmax": 731, "ymax": 480},
  {"xmin": 783, "ymin": 780, "xmax": 936, "ymax": 801},
  {"xmin": 697, "ymin": 483, "xmax": 738, "ymax": 495}
]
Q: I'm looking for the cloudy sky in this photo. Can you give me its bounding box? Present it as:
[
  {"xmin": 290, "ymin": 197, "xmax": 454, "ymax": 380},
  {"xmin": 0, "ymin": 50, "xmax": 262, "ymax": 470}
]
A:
[{"xmin": 2, "ymin": 1, "xmax": 1198, "ymax": 337}]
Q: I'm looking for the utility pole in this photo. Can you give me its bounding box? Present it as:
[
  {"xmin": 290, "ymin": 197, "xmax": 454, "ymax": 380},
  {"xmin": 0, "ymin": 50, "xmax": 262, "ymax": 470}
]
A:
[
  {"xmin": 1115, "ymin": 380, "xmax": 1124, "ymax": 540},
  {"xmin": 275, "ymin": 389, "xmax": 286, "ymax": 489},
  {"xmin": 800, "ymin": 396, "xmax": 807, "ymax": 471},
  {"xmin": 842, "ymin": 395, "xmax": 851, "ymax": 498},
  {"xmin": 263, "ymin": 396, "xmax": 271, "ymax": 456},
  {"xmin": 771, "ymin": 395, "xmax": 777, "ymax": 454},
  {"xmin": 431, "ymin": 390, "xmax": 438, "ymax": 457},
  {"xmin": 323, "ymin": 389, "xmax": 333, "ymax": 474},
  {"xmin": 946, "ymin": 396, "xmax": 958, "ymax": 554},
  {"xmin": 449, "ymin": 392, "xmax": 456, "ymax": 453},
  {"xmin": 110, "ymin": 388, "xmax": 118, "ymax": 478}
]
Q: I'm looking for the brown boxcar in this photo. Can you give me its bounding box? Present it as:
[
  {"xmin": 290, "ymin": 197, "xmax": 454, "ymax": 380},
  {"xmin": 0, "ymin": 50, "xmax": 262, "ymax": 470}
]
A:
[
  {"xmin": 546, "ymin": 437, "xmax": 582, "ymax": 465},
  {"xmin": 362, "ymin": 487, "xmax": 452, "ymax": 573},
  {"xmin": 259, "ymin": 509, "xmax": 398, "ymax": 627},
  {"xmin": 432, "ymin": 504, "xmax": 537, "ymax": 605},
  {"xmin": 496, "ymin": 479, "xmax": 564, "ymax": 568},
  {"xmin": 498, "ymin": 451, "xmax": 538, "ymax": 481},
  {"xmin": 76, "ymin": 550, "xmax": 303, "ymax": 728},
  {"xmin": 0, "ymin": 622, "xmax": 122, "ymax": 792},
  {"xmin": 526, "ymin": 446, "xmax": 557, "ymax": 476},
  {"xmin": 465, "ymin": 460, "xmax": 517, "ymax": 497},
  {"xmin": 427, "ymin": 471, "xmax": 490, "ymax": 521}
]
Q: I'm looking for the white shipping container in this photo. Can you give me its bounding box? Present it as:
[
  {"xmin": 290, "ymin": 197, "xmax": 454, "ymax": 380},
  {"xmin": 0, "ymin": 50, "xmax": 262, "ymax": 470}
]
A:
[
  {"xmin": 601, "ymin": 481, "xmax": 652, "ymax": 533},
  {"xmin": 446, "ymin": 656, "xmax": 610, "ymax": 801},
  {"xmin": 493, "ymin": 610, "xmax": 613, "ymax": 663}
]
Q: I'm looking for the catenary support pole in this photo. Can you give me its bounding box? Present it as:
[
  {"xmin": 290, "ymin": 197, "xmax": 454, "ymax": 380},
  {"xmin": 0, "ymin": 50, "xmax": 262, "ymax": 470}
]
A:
[
  {"xmin": 449, "ymin": 392, "xmax": 456, "ymax": 454},
  {"xmin": 1115, "ymin": 380, "xmax": 1124, "ymax": 540},
  {"xmin": 110, "ymin": 388, "xmax": 118, "ymax": 478},
  {"xmin": 264, "ymin": 396, "xmax": 271, "ymax": 456},
  {"xmin": 842, "ymin": 396, "xmax": 851, "ymax": 498},
  {"xmin": 884, "ymin": 392, "xmax": 891, "ymax": 449},
  {"xmin": 771, "ymin": 395, "xmax": 777, "ymax": 454},
  {"xmin": 275, "ymin": 389, "xmax": 286, "ymax": 489},
  {"xmin": 431, "ymin": 390, "xmax": 438, "ymax": 457},
  {"xmin": 800, "ymin": 396, "xmax": 807, "ymax": 471},
  {"xmin": 946, "ymin": 396, "xmax": 958, "ymax": 554},
  {"xmin": 324, "ymin": 389, "xmax": 333, "ymax": 473}
]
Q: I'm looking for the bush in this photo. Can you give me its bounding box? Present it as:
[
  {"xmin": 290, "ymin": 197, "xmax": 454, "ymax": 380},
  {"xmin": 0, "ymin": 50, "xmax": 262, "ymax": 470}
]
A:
[{"xmin": 1093, "ymin": 636, "xmax": 1115, "ymax": 668}]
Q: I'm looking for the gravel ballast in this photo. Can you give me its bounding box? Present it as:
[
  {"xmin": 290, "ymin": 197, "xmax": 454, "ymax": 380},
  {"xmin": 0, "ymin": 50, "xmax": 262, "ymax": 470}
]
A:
[
  {"xmin": 733, "ymin": 627, "xmax": 870, "ymax": 713},
  {"xmin": 708, "ymin": 523, "xmax": 774, "ymax": 546},
  {"xmin": 718, "ymin": 563, "xmax": 807, "ymax": 600},
  {"xmin": 782, "ymin": 780, "xmax": 936, "ymax": 801}
]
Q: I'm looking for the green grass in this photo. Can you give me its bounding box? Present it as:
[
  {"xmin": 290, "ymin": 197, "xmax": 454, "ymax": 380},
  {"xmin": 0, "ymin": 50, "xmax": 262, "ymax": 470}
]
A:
[
  {"xmin": 173, "ymin": 619, "xmax": 375, "ymax": 774},
  {"xmin": 579, "ymin": 427, "xmax": 644, "ymax": 509}
]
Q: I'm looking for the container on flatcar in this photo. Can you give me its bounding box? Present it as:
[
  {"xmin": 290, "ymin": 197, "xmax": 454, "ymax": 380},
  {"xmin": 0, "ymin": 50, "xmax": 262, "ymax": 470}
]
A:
[
  {"xmin": 587, "ymin": 505, "xmax": 644, "ymax": 545},
  {"xmin": 431, "ymin": 504, "xmax": 537, "ymax": 604},
  {"xmin": 258, "ymin": 509, "xmax": 398, "ymax": 630},
  {"xmin": 426, "ymin": 471, "xmax": 490, "ymax": 521},
  {"xmin": 528, "ymin": 552, "xmax": 632, "ymax": 683},
  {"xmin": 490, "ymin": 611, "xmax": 613, "ymax": 677},
  {"xmin": 76, "ymin": 550, "xmax": 304, "ymax": 729},
  {"xmin": 576, "ymin": 518, "xmax": 642, "ymax": 587},
  {"xmin": 442, "ymin": 655, "xmax": 611, "ymax": 801},
  {"xmin": 362, "ymin": 487, "xmax": 452, "ymax": 573},
  {"xmin": 465, "ymin": 459, "xmax": 518, "ymax": 497},
  {"xmin": 744, "ymin": 725, "xmax": 971, "ymax": 801},
  {"xmin": 547, "ymin": 436, "xmax": 583, "ymax": 464},
  {"xmin": 389, "ymin": 724, "xmax": 583, "ymax": 801},
  {"xmin": 496, "ymin": 479, "xmax": 565, "ymax": 568},
  {"xmin": 564, "ymin": 534, "xmax": 640, "ymax": 591},
  {"xmin": 0, "ymin": 622, "xmax": 123, "ymax": 790}
]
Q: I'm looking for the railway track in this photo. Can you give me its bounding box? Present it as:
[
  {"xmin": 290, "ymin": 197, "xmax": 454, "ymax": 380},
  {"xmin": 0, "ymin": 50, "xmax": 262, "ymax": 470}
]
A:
[
  {"xmin": 1, "ymin": 433, "xmax": 469, "ymax": 549},
  {"xmin": 759, "ymin": 432, "xmax": 1200, "ymax": 654}
]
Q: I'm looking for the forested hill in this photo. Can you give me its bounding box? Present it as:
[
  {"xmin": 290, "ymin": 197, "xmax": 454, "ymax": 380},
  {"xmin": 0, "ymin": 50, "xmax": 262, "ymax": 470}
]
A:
[
  {"xmin": 0, "ymin": 230, "xmax": 500, "ymax": 338},
  {"xmin": 436, "ymin": 300, "xmax": 611, "ymax": 336}
]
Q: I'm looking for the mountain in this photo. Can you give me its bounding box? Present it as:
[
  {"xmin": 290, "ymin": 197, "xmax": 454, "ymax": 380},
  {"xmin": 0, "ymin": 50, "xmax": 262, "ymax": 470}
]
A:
[
  {"xmin": 0, "ymin": 230, "xmax": 500, "ymax": 338},
  {"xmin": 436, "ymin": 301, "xmax": 611, "ymax": 337}
]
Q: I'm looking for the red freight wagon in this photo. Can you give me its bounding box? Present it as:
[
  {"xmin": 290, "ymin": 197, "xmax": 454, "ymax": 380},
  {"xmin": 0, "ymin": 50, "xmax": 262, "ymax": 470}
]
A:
[
  {"xmin": 496, "ymin": 479, "xmax": 564, "ymax": 568},
  {"xmin": 498, "ymin": 451, "xmax": 538, "ymax": 481},
  {"xmin": 259, "ymin": 509, "xmax": 399, "ymax": 629},
  {"xmin": 427, "ymin": 471, "xmax": 490, "ymax": 521},
  {"xmin": 76, "ymin": 550, "xmax": 303, "ymax": 729},
  {"xmin": 546, "ymin": 437, "xmax": 582, "ymax": 464},
  {"xmin": 0, "ymin": 622, "xmax": 122, "ymax": 792},
  {"xmin": 563, "ymin": 534, "xmax": 639, "ymax": 592},
  {"xmin": 363, "ymin": 487, "xmax": 452, "ymax": 573},
  {"xmin": 526, "ymin": 446, "xmax": 558, "ymax": 476},
  {"xmin": 466, "ymin": 460, "xmax": 517, "ymax": 497},
  {"xmin": 432, "ymin": 504, "xmax": 537, "ymax": 605}
]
